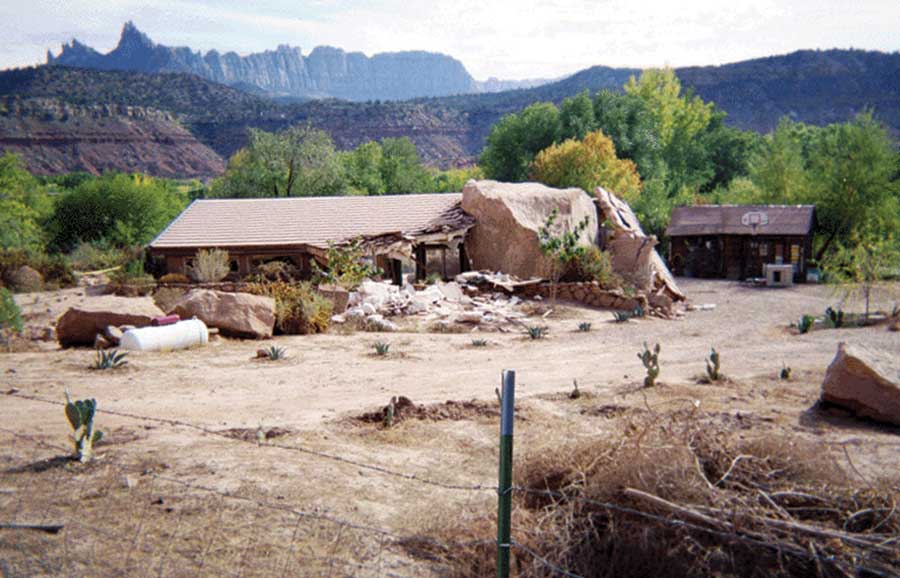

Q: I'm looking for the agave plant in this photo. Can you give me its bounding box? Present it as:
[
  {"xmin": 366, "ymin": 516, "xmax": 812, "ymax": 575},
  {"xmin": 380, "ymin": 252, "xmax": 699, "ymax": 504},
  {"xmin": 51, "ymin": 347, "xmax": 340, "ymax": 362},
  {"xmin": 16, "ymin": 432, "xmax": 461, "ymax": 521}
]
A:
[
  {"xmin": 612, "ymin": 310, "xmax": 632, "ymax": 323},
  {"xmin": 471, "ymin": 338, "xmax": 489, "ymax": 347},
  {"xmin": 797, "ymin": 314, "xmax": 815, "ymax": 334},
  {"xmin": 577, "ymin": 322, "xmax": 592, "ymax": 332},
  {"xmin": 526, "ymin": 325, "xmax": 548, "ymax": 340},
  {"xmin": 263, "ymin": 345, "xmax": 288, "ymax": 361},
  {"xmin": 92, "ymin": 349, "xmax": 128, "ymax": 370},
  {"xmin": 825, "ymin": 306, "xmax": 845, "ymax": 328},
  {"xmin": 65, "ymin": 390, "xmax": 103, "ymax": 463},
  {"xmin": 374, "ymin": 341, "xmax": 391, "ymax": 356}
]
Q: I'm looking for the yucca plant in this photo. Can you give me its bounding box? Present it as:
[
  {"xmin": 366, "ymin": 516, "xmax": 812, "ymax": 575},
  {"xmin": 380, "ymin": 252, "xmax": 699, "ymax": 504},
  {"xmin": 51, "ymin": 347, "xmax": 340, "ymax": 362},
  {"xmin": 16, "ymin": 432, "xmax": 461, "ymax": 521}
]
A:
[
  {"xmin": 638, "ymin": 342, "xmax": 661, "ymax": 388},
  {"xmin": 577, "ymin": 322, "xmax": 592, "ymax": 332},
  {"xmin": 262, "ymin": 345, "xmax": 288, "ymax": 361},
  {"xmin": 526, "ymin": 325, "xmax": 548, "ymax": 340},
  {"xmin": 612, "ymin": 310, "xmax": 631, "ymax": 323},
  {"xmin": 825, "ymin": 306, "xmax": 845, "ymax": 328},
  {"xmin": 374, "ymin": 341, "xmax": 391, "ymax": 356},
  {"xmin": 65, "ymin": 390, "xmax": 103, "ymax": 463},
  {"xmin": 471, "ymin": 338, "xmax": 489, "ymax": 347},
  {"xmin": 706, "ymin": 347, "xmax": 721, "ymax": 382},
  {"xmin": 92, "ymin": 349, "xmax": 128, "ymax": 370},
  {"xmin": 798, "ymin": 314, "xmax": 815, "ymax": 334}
]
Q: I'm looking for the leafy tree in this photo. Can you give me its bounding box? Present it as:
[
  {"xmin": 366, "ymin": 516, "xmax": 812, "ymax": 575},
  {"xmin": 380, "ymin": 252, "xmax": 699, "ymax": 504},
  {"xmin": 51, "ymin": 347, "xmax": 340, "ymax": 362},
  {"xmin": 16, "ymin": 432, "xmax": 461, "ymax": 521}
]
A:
[
  {"xmin": 209, "ymin": 126, "xmax": 347, "ymax": 198},
  {"xmin": 700, "ymin": 115, "xmax": 761, "ymax": 193},
  {"xmin": 50, "ymin": 173, "xmax": 187, "ymax": 250},
  {"xmin": 480, "ymin": 102, "xmax": 561, "ymax": 182},
  {"xmin": 0, "ymin": 153, "xmax": 51, "ymax": 250},
  {"xmin": 430, "ymin": 166, "xmax": 484, "ymax": 192},
  {"xmin": 0, "ymin": 287, "xmax": 23, "ymax": 349},
  {"xmin": 748, "ymin": 118, "xmax": 813, "ymax": 204},
  {"xmin": 380, "ymin": 137, "xmax": 432, "ymax": 194},
  {"xmin": 342, "ymin": 141, "xmax": 385, "ymax": 196},
  {"xmin": 530, "ymin": 130, "xmax": 642, "ymax": 202},
  {"xmin": 559, "ymin": 90, "xmax": 595, "ymax": 140},
  {"xmin": 823, "ymin": 235, "xmax": 900, "ymax": 321},
  {"xmin": 593, "ymin": 90, "xmax": 664, "ymax": 181},
  {"xmin": 806, "ymin": 112, "xmax": 899, "ymax": 256},
  {"xmin": 0, "ymin": 200, "xmax": 44, "ymax": 251}
]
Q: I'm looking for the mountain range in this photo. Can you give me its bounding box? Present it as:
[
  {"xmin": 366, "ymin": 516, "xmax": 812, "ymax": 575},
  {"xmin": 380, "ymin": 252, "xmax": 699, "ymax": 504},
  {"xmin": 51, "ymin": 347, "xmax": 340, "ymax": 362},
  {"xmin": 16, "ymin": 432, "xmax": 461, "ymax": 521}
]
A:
[
  {"xmin": 46, "ymin": 22, "xmax": 548, "ymax": 101},
  {"xmin": 1, "ymin": 26, "xmax": 898, "ymax": 179}
]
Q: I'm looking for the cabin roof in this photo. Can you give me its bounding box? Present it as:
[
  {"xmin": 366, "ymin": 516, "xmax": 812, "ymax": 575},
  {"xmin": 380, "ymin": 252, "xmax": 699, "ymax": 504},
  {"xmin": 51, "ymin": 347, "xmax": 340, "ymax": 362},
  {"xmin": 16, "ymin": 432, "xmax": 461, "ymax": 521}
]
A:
[{"xmin": 666, "ymin": 205, "xmax": 816, "ymax": 237}]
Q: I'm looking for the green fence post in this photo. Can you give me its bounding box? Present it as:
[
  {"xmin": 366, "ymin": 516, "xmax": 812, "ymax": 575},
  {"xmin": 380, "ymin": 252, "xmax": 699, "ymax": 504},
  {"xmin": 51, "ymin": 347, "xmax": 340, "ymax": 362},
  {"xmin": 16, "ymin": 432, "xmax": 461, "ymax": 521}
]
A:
[{"xmin": 497, "ymin": 369, "xmax": 516, "ymax": 578}]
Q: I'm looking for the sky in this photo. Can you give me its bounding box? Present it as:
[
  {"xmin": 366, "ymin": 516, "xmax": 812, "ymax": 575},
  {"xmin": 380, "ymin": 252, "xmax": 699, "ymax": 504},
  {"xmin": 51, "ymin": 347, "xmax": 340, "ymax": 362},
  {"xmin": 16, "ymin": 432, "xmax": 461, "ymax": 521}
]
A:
[{"xmin": 1, "ymin": 0, "xmax": 898, "ymax": 80}]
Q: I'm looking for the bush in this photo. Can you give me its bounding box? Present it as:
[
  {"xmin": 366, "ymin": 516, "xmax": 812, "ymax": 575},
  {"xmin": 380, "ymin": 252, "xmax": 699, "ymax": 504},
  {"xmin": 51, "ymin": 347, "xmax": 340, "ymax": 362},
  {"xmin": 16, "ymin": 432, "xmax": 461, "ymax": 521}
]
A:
[
  {"xmin": 312, "ymin": 238, "xmax": 381, "ymax": 290},
  {"xmin": 66, "ymin": 240, "xmax": 132, "ymax": 272},
  {"xmin": 1, "ymin": 287, "xmax": 23, "ymax": 342},
  {"xmin": 246, "ymin": 281, "xmax": 332, "ymax": 335},
  {"xmin": 246, "ymin": 260, "xmax": 301, "ymax": 283},
  {"xmin": 188, "ymin": 248, "xmax": 230, "ymax": 283},
  {"xmin": 566, "ymin": 246, "xmax": 621, "ymax": 288},
  {"xmin": 0, "ymin": 248, "xmax": 75, "ymax": 290}
]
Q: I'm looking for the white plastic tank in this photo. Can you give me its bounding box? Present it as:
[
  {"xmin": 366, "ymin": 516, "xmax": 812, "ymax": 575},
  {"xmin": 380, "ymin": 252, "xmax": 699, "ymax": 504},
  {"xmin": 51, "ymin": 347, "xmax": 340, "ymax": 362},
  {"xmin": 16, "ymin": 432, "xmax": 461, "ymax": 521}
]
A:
[{"xmin": 120, "ymin": 319, "xmax": 209, "ymax": 352}]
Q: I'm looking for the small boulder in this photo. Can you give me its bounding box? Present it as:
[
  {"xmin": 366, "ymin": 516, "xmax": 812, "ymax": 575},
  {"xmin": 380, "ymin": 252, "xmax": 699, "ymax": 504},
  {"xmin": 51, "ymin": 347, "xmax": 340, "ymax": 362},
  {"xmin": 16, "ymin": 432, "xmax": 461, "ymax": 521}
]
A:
[
  {"xmin": 366, "ymin": 314, "xmax": 399, "ymax": 332},
  {"xmin": 821, "ymin": 342, "xmax": 900, "ymax": 426},
  {"xmin": 169, "ymin": 289, "xmax": 275, "ymax": 339},
  {"xmin": 104, "ymin": 325, "xmax": 124, "ymax": 346},
  {"xmin": 57, "ymin": 296, "xmax": 164, "ymax": 347},
  {"xmin": 7, "ymin": 266, "xmax": 43, "ymax": 293}
]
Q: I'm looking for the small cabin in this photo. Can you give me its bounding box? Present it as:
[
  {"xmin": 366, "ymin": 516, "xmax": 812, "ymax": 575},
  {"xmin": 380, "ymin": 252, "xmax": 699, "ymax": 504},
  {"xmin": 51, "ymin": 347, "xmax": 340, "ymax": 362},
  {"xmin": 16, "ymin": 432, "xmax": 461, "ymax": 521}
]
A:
[{"xmin": 666, "ymin": 205, "xmax": 816, "ymax": 282}]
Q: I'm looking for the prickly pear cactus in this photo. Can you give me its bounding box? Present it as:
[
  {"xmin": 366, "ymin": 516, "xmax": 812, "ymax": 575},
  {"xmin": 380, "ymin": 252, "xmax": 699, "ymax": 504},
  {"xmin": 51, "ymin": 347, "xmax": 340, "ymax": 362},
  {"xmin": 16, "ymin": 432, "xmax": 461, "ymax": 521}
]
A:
[
  {"xmin": 638, "ymin": 342, "xmax": 661, "ymax": 388},
  {"xmin": 65, "ymin": 390, "xmax": 103, "ymax": 463},
  {"xmin": 706, "ymin": 348, "xmax": 721, "ymax": 382}
]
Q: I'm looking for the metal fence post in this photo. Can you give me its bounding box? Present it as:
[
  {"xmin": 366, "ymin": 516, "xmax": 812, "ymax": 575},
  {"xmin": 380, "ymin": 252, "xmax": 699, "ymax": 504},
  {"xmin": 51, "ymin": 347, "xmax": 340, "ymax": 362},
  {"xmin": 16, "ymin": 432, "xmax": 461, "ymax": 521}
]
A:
[{"xmin": 497, "ymin": 369, "xmax": 516, "ymax": 578}]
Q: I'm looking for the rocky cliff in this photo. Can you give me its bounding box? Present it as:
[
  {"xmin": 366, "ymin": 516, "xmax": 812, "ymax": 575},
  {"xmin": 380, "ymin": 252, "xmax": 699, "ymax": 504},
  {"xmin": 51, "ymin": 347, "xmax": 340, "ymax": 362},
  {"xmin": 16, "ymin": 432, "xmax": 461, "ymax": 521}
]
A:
[
  {"xmin": 47, "ymin": 22, "xmax": 482, "ymax": 101},
  {"xmin": 0, "ymin": 97, "xmax": 225, "ymax": 178}
]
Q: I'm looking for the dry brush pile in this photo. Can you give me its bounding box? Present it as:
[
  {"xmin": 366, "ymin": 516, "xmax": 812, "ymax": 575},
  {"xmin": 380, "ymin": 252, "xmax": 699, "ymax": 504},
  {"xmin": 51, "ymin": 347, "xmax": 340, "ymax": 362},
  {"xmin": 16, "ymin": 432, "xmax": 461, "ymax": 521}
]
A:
[{"xmin": 413, "ymin": 408, "xmax": 899, "ymax": 577}]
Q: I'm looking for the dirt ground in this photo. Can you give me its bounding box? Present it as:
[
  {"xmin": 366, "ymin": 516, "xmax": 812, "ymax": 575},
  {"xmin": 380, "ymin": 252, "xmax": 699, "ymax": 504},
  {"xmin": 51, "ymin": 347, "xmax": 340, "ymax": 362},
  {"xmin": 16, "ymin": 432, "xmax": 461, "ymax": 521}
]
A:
[{"xmin": 1, "ymin": 279, "xmax": 898, "ymax": 576}]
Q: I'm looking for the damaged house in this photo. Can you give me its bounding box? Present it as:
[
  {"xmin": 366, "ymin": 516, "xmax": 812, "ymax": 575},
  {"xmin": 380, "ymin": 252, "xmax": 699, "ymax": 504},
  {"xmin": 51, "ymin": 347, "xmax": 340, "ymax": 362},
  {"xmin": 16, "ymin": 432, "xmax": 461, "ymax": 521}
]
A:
[{"xmin": 149, "ymin": 194, "xmax": 474, "ymax": 283}]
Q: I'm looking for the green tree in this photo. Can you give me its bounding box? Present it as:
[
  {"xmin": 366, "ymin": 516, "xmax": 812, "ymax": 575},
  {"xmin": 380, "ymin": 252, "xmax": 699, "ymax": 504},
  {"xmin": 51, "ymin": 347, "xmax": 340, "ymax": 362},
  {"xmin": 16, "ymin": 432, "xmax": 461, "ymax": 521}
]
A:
[
  {"xmin": 530, "ymin": 130, "xmax": 643, "ymax": 202},
  {"xmin": 0, "ymin": 153, "xmax": 51, "ymax": 250},
  {"xmin": 559, "ymin": 90, "xmax": 595, "ymax": 140},
  {"xmin": 592, "ymin": 90, "xmax": 664, "ymax": 181},
  {"xmin": 50, "ymin": 173, "xmax": 187, "ymax": 250},
  {"xmin": 824, "ymin": 235, "xmax": 900, "ymax": 321},
  {"xmin": 342, "ymin": 141, "xmax": 385, "ymax": 196},
  {"xmin": 380, "ymin": 137, "xmax": 432, "ymax": 194},
  {"xmin": 430, "ymin": 166, "xmax": 484, "ymax": 193},
  {"xmin": 480, "ymin": 102, "xmax": 561, "ymax": 182},
  {"xmin": 748, "ymin": 118, "xmax": 813, "ymax": 204}
]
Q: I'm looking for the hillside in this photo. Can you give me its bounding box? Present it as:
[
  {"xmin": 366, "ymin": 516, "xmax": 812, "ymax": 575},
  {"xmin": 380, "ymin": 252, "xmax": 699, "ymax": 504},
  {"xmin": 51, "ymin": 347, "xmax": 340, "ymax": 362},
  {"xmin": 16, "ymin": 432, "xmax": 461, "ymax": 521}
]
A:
[
  {"xmin": 1, "ymin": 48, "xmax": 898, "ymax": 174},
  {"xmin": 0, "ymin": 97, "xmax": 225, "ymax": 178}
]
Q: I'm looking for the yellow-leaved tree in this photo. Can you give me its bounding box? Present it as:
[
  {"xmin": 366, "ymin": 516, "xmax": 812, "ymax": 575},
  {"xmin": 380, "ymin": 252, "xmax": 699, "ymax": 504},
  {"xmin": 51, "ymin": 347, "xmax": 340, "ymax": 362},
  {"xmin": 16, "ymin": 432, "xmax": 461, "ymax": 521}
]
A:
[{"xmin": 530, "ymin": 130, "xmax": 642, "ymax": 202}]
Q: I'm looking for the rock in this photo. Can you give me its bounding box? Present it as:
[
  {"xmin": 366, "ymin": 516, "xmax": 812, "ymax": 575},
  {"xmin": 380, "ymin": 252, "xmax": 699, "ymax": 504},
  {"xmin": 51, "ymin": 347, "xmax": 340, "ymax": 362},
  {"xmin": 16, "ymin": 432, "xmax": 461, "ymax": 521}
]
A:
[
  {"xmin": 458, "ymin": 311, "xmax": 484, "ymax": 324},
  {"xmin": 57, "ymin": 296, "xmax": 164, "ymax": 347},
  {"xmin": 6, "ymin": 266, "xmax": 43, "ymax": 293},
  {"xmin": 461, "ymin": 180, "xmax": 598, "ymax": 279},
  {"xmin": 170, "ymin": 289, "xmax": 275, "ymax": 339},
  {"xmin": 361, "ymin": 302, "xmax": 377, "ymax": 316},
  {"xmin": 437, "ymin": 282, "xmax": 464, "ymax": 302},
  {"xmin": 594, "ymin": 187, "xmax": 685, "ymax": 304},
  {"xmin": 104, "ymin": 325, "xmax": 124, "ymax": 345},
  {"xmin": 317, "ymin": 284, "xmax": 350, "ymax": 314},
  {"xmin": 366, "ymin": 314, "xmax": 399, "ymax": 332},
  {"xmin": 94, "ymin": 333, "xmax": 111, "ymax": 350},
  {"xmin": 821, "ymin": 342, "xmax": 900, "ymax": 426}
]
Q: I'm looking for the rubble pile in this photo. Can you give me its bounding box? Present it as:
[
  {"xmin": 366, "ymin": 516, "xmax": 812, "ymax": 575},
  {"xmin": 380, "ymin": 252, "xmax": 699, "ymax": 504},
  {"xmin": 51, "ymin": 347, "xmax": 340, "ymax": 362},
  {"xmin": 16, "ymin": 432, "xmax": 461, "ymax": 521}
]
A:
[{"xmin": 333, "ymin": 276, "xmax": 529, "ymax": 332}]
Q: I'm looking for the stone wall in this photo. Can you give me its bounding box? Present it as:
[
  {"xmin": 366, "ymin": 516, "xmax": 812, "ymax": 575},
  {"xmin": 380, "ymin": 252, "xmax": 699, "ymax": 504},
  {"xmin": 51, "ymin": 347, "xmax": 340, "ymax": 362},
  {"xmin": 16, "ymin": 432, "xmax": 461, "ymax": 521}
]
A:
[{"xmin": 518, "ymin": 281, "xmax": 647, "ymax": 312}]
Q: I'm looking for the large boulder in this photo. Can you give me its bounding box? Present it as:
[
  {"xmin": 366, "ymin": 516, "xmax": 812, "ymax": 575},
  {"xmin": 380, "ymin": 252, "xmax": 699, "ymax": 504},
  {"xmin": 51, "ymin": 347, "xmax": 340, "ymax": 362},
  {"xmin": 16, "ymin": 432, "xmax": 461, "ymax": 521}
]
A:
[
  {"xmin": 57, "ymin": 296, "xmax": 164, "ymax": 346},
  {"xmin": 7, "ymin": 265, "xmax": 43, "ymax": 292},
  {"xmin": 461, "ymin": 180, "xmax": 598, "ymax": 279},
  {"xmin": 594, "ymin": 187, "xmax": 685, "ymax": 303},
  {"xmin": 169, "ymin": 289, "xmax": 275, "ymax": 339},
  {"xmin": 821, "ymin": 342, "xmax": 900, "ymax": 426}
]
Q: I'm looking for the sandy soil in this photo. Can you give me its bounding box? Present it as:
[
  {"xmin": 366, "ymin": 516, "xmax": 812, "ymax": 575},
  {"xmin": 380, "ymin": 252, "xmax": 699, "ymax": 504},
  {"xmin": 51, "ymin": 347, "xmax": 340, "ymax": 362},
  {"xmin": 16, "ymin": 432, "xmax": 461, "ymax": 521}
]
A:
[{"xmin": 1, "ymin": 279, "xmax": 898, "ymax": 576}]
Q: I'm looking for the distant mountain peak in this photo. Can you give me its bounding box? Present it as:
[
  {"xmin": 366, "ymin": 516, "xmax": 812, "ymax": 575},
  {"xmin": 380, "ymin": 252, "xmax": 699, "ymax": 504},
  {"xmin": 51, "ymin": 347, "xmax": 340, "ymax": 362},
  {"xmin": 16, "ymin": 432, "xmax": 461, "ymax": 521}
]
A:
[{"xmin": 117, "ymin": 21, "xmax": 155, "ymax": 51}]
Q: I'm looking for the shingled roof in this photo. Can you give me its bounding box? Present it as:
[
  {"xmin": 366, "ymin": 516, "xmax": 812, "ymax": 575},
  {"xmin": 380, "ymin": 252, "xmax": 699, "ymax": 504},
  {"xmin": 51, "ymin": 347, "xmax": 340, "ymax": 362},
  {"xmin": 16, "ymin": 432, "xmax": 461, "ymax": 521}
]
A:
[
  {"xmin": 666, "ymin": 205, "xmax": 815, "ymax": 237},
  {"xmin": 150, "ymin": 193, "xmax": 472, "ymax": 250}
]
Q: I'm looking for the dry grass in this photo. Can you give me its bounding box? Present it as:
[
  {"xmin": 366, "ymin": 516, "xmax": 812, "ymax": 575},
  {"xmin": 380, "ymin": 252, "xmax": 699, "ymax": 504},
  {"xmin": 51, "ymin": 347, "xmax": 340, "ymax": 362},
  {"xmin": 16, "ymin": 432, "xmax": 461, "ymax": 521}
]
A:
[{"xmin": 421, "ymin": 408, "xmax": 900, "ymax": 578}]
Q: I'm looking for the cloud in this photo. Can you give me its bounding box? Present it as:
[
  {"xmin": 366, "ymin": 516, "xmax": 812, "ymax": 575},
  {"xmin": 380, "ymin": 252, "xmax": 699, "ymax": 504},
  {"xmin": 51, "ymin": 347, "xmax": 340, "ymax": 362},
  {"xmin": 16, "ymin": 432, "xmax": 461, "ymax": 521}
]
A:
[{"xmin": 2, "ymin": 0, "xmax": 898, "ymax": 79}]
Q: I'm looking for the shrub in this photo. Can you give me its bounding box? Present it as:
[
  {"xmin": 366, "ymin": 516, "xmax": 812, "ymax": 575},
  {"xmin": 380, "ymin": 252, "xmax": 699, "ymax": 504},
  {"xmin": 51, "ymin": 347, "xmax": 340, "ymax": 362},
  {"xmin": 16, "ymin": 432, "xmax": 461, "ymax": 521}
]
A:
[
  {"xmin": 0, "ymin": 248, "xmax": 75, "ymax": 289},
  {"xmin": 152, "ymin": 286, "xmax": 186, "ymax": 313},
  {"xmin": 568, "ymin": 246, "xmax": 621, "ymax": 288},
  {"xmin": 246, "ymin": 281, "xmax": 332, "ymax": 335},
  {"xmin": 188, "ymin": 248, "xmax": 230, "ymax": 283},
  {"xmin": 705, "ymin": 347, "xmax": 721, "ymax": 382},
  {"xmin": 825, "ymin": 306, "xmax": 845, "ymax": 328},
  {"xmin": 638, "ymin": 342, "xmax": 660, "ymax": 387},
  {"xmin": 247, "ymin": 260, "xmax": 301, "ymax": 283},
  {"xmin": 66, "ymin": 240, "xmax": 131, "ymax": 272},
  {"xmin": 780, "ymin": 364, "xmax": 792, "ymax": 380},
  {"xmin": 577, "ymin": 322, "xmax": 592, "ymax": 332},
  {"xmin": 159, "ymin": 272, "xmax": 191, "ymax": 284},
  {"xmin": 312, "ymin": 238, "xmax": 381, "ymax": 290},
  {"xmin": 612, "ymin": 310, "xmax": 632, "ymax": 323},
  {"xmin": 64, "ymin": 391, "xmax": 103, "ymax": 463},
  {"xmin": 798, "ymin": 314, "xmax": 815, "ymax": 334},
  {"xmin": 471, "ymin": 338, "xmax": 489, "ymax": 347},
  {"xmin": 425, "ymin": 272, "xmax": 441, "ymax": 285},
  {"xmin": 1, "ymin": 287, "xmax": 22, "ymax": 349}
]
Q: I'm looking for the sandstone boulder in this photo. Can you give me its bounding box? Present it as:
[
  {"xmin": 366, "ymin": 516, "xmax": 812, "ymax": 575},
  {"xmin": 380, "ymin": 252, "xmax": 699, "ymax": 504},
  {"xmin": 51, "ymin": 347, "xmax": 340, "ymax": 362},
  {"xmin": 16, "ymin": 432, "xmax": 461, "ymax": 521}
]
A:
[
  {"xmin": 169, "ymin": 289, "xmax": 275, "ymax": 339},
  {"xmin": 7, "ymin": 265, "xmax": 43, "ymax": 292},
  {"xmin": 57, "ymin": 296, "xmax": 164, "ymax": 346},
  {"xmin": 594, "ymin": 187, "xmax": 685, "ymax": 303},
  {"xmin": 461, "ymin": 180, "xmax": 598, "ymax": 279},
  {"xmin": 821, "ymin": 342, "xmax": 900, "ymax": 426}
]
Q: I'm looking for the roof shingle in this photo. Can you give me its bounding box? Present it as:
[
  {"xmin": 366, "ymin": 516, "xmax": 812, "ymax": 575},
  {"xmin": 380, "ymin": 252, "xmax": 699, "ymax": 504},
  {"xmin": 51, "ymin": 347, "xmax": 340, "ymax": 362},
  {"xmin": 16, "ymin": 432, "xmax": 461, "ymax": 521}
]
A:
[{"xmin": 150, "ymin": 193, "xmax": 468, "ymax": 249}]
